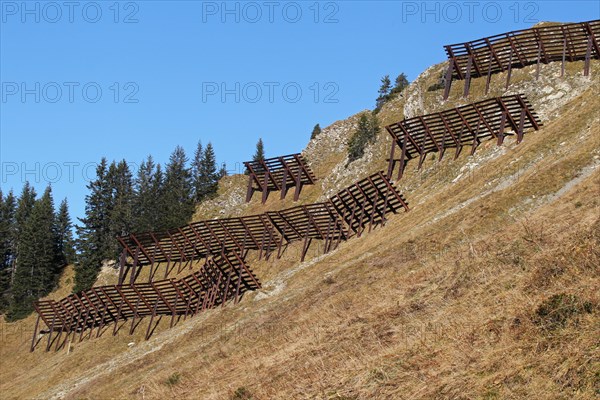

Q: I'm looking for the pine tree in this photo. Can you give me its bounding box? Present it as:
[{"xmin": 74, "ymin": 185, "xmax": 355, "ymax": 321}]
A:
[
  {"xmin": 375, "ymin": 75, "xmax": 392, "ymax": 111},
  {"xmin": 133, "ymin": 155, "xmax": 163, "ymax": 232},
  {"xmin": 252, "ymin": 138, "xmax": 265, "ymax": 163},
  {"xmin": 13, "ymin": 183, "xmax": 36, "ymax": 282},
  {"xmin": 391, "ymin": 73, "xmax": 409, "ymax": 95},
  {"xmin": 8, "ymin": 186, "xmax": 61, "ymax": 320},
  {"xmin": 196, "ymin": 143, "xmax": 219, "ymax": 202},
  {"xmin": 311, "ymin": 124, "xmax": 322, "ymax": 140},
  {"xmin": 347, "ymin": 113, "xmax": 380, "ymax": 164},
  {"xmin": 0, "ymin": 190, "xmax": 16, "ymax": 311},
  {"xmin": 56, "ymin": 198, "xmax": 75, "ymax": 265},
  {"xmin": 108, "ymin": 160, "xmax": 134, "ymax": 242},
  {"xmin": 75, "ymin": 158, "xmax": 112, "ymax": 292},
  {"xmin": 160, "ymin": 146, "xmax": 194, "ymax": 229},
  {"xmin": 191, "ymin": 141, "xmax": 204, "ymax": 203}
]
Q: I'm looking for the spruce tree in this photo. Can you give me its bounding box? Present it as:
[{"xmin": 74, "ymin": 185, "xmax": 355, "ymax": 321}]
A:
[
  {"xmin": 75, "ymin": 158, "xmax": 112, "ymax": 292},
  {"xmin": 252, "ymin": 138, "xmax": 265, "ymax": 163},
  {"xmin": 56, "ymin": 198, "xmax": 75, "ymax": 265},
  {"xmin": 0, "ymin": 190, "xmax": 16, "ymax": 311},
  {"xmin": 191, "ymin": 141, "xmax": 204, "ymax": 203},
  {"xmin": 375, "ymin": 75, "xmax": 392, "ymax": 111},
  {"xmin": 133, "ymin": 155, "xmax": 163, "ymax": 232},
  {"xmin": 108, "ymin": 160, "xmax": 134, "ymax": 244},
  {"xmin": 13, "ymin": 183, "xmax": 36, "ymax": 282},
  {"xmin": 160, "ymin": 146, "xmax": 194, "ymax": 229},
  {"xmin": 391, "ymin": 73, "xmax": 409, "ymax": 94},
  {"xmin": 8, "ymin": 186, "xmax": 61, "ymax": 320},
  {"xmin": 311, "ymin": 124, "xmax": 322, "ymax": 140},
  {"xmin": 197, "ymin": 142, "xmax": 219, "ymax": 202},
  {"xmin": 347, "ymin": 113, "xmax": 380, "ymax": 164}
]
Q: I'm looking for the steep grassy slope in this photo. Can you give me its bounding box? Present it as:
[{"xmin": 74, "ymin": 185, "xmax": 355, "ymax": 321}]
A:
[{"xmin": 0, "ymin": 58, "xmax": 598, "ymax": 399}]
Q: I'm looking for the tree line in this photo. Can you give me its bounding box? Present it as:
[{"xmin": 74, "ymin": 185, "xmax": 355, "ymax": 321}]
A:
[
  {"xmin": 0, "ymin": 185, "xmax": 74, "ymax": 320},
  {"xmin": 0, "ymin": 141, "xmax": 226, "ymax": 320},
  {"xmin": 75, "ymin": 141, "xmax": 226, "ymax": 293}
]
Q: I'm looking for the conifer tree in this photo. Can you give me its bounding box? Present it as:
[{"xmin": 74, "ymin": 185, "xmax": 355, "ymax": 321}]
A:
[
  {"xmin": 0, "ymin": 190, "xmax": 16, "ymax": 311},
  {"xmin": 56, "ymin": 198, "xmax": 75, "ymax": 265},
  {"xmin": 191, "ymin": 141, "xmax": 204, "ymax": 203},
  {"xmin": 160, "ymin": 146, "xmax": 194, "ymax": 229},
  {"xmin": 253, "ymin": 138, "xmax": 265, "ymax": 163},
  {"xmin": 375, "ymin": 75, "xmax": 392, "ymax": 111},
  {"xmin": 133, "ymin": 155, "xmax": 163, "ymax": 232},
  {"xmin": 8, "ymin": 186, "xmax": 61, "ymax": 320},
  {"xmin": 108, "ymin": 160, "xmax": 134, "ymax": 245},
  {"xmin": 391, "ymin": 73, "xmax": 409, "ymax": 94},
  {"xmin": 75, "ymin": 158, "xmax": 112, "ymax": 292},
  {"xmin": 196, "ymin": 142, "xmax": 219, "ymax": 202},
  {"xmin": 311, "ymin": 124, "xmax": 322, "ymax": 140},
  {"xmin": 347, "ymin": 113, "xmax": 380, "ymax": 163}
]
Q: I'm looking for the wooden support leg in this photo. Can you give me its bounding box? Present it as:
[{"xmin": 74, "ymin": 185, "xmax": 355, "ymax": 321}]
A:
[
  {"xmin": 301, "ymin": 238, "xmax": 312, "ymax": 262},
  {"xmin": 129, "ymin": 298, "xmax": 140, "ymax": 335},
  {"xmin": 561, "ymin": 37, "xmax": 567, "ymax": 77},
  {"xmin": 113, "ymin": 297, "xmax": 124, "ymax": 336},
  {"xmin": 497, "ymin": 111, "xmax": 507, "ymax": 145},
  {"xmin": 443, "ymin": 59, "xmax": 454, "ymax": 100},
  {"xmin": 463, "ymin": 55, "xmax": 472, "ymax": 98},
  {"xmin": 485, "ymin": 59, "xmax": 493, "ymax": 95},
  {"xmin": 261, "ymin": 172, "xmax": 269, "ymax": 204},
  {"xmin": 506, "ymin": 50, "xmax": 513, "ymax": 89},
  {"xmin": 130, "ymin": 247, "xmax": 140, "ymax": 285},
  {"xmin": 30, "ymin": 315, "xmax": 41, "ymax": 352},
  {"xmin": 536, "ymin": 43, "xmax": 541, "ymax": 80},
  {"xmin": 397, "ymin": 135, "xmax": 408, "ymax": 181},
  {"xmin": 245, "ymin": 174, "xmax": 254, "ymax": 203},
  {"xmin": 233, "ymin": 273, "xmax": 242, "ymax": 304},
  {"xmin": 386, "ymin": 140, "xmax": 396, "ymax": 180},
  {"xmin": 280, "ymin": 168, "xmax": 288, "ymax": 200},
  {"xmin": 45, "ymin": 313, "xmax": 57, "ymax": 352},
  {"xmin": 221, "ymin": 272, "xmax": 232, "ymax": 308},
  {"xmin": 293, "ymin": 166, "xmax": 303, "ymax": 201},
  {"xmin": 118, "ymin": 248, "xmax": 127, "ymax": 285},
  {"xmin": 584, "ymin": 37, "xmax": 592, "ymax": 77},
  {"xmin": 145, "ymin": 299, "xmax": 159, "ymax": 340}
]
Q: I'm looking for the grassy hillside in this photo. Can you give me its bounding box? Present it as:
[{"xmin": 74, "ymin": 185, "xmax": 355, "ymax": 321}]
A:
[{"xmin": 0, "ymin": 56, "xmax": 598, "ymax": 399}]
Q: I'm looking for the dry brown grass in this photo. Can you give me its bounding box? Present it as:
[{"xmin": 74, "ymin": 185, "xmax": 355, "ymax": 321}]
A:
[{"xmin": 1, "ymin": 62, "xmax": 599, "ymax": 400}]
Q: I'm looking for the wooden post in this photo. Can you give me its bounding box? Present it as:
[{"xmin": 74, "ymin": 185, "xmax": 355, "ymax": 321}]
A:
[
  {"xmin": 30, "ymin": 314, "xmax": 41, "ymax": 352},
  {"xmin": 463, "ymin": 54, "xmax": 473, "ymax": 98}
]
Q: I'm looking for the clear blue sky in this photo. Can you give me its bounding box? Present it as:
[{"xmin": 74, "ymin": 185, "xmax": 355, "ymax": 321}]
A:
[{"xmin": 1, "ymin": 0, "xmax": 598, "ymax": 223}]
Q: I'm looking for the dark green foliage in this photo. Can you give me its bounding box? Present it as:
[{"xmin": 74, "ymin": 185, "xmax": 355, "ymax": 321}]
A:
[
  {"xmin": 375, "ymin": 75, "xmax": 392, "ymax": 111},
  {"xmin": 191, "ymin": 141, "xmax": 205, "ymax": 203},
  {"xmin": 391, "ymin": 73, "xmax": 409, "ymax": 94},
  {"xmin": 311, "ymin": 124, "xmax": 322, "ymax": 140},
  {"xmin": 375, "ymin": 73, "xmax": 410, "ymax": 112},
  {"xmin": 107, "ymin": 160, "xmax": 134, "ymax": 242},
  {"xmin": 347, "ymin": 113, "xmax": 380, "ymax": 164},
  {"xmin": 160, "ymin": 146, "xmax": 194, "ymax": 229},
  {"xmin": 252, "ymin": 138, "xmax": 265, "ymax": 163},
  {"xmin": 0, "ymin": 190, "xmax": 17, "ymax": 312},
  {"xmin": 133, "ymin": 155, "xmax": 164, "ymax": 232},
  {"xmin": 533, "ymin": 293, "xmax": 593, "ymax": 331},
  {"xmin": 8, "ymin": 187, "xmax": 63, "ymax": 320},
  {"xmin": 165, "ymin": 372, "xmax": 181, "ymax": 386},
  {"xmin": 192, "ymin": 142, "xmax": 219, "ymax": 203},
  {"xmin": 75, "ymin": 159, "xmax": 113, "ymax": 292},
  {"xmin": 231, "ymin": 387, "xmax": 253, "ymax": 400},
  {"xmin": 56, "ymin": 198, "xmax": 75, "ymax": 265},
  {"xmin": 427, "ymin": 71, "xmax": 445, "ymax": 92}
]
